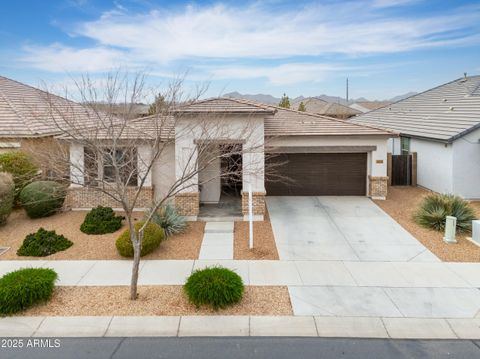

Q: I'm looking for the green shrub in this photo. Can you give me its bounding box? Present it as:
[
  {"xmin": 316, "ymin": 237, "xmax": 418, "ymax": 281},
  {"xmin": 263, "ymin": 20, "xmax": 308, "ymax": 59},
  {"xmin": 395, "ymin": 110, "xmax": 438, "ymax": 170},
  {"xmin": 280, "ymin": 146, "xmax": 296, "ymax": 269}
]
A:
[
  {"xmin": 115, "ymin": 221, "xmax": 164, "ymax": 257},
  {"xmin": 150, "ymin": 204, "xmax": 187, "ymax": 237},
  {"xmin": 0, "ymin": 151, "xmax": 38, "ymax": 201},
  {"xmin": 184, "ymin": 266, "xmax": 244, "ymax": 310},
  {"xmin": 19, "ymin": 181, "xmax": 66, "ymax": 219},
  {"xmin": 17, "ymin": 228, "xmax": 73, "ymax": 257},
  {"xmin": 0, "ymin": 268, "xmax": 57, "ymax": 315},
  {"xmin": 0, "ymin": 172, "xmax": 14, "ymax": 225},
  {"xmin": 80, "ymin": 206, "xmax": 123, "ymax": 235},
  {"xmin": 415, "ymin": 193, "xmax": 476, "ymax": 233}
]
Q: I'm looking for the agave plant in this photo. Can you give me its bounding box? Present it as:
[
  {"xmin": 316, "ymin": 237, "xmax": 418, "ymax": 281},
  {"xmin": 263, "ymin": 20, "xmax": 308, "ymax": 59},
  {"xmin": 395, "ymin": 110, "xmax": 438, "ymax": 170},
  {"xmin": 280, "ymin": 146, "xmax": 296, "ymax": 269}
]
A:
[
  {"xmin": 150, "ymin": 203, "xmax": 187, "ymax": 237},
  {"xmin": 415, "ymin": 193, "xmax": 476, "ymax": 233}
]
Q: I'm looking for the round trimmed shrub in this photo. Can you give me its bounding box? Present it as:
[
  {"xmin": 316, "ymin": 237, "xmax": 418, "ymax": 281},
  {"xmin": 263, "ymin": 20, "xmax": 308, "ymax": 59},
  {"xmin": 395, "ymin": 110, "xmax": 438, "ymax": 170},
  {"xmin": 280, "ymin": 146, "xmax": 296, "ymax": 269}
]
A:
[
  {"xmin": 184, "ymin": 266, "xmax": 244, "ymax": 310},
  {"xmin": 0, "ymin": 172, "xmax": 14, "ymax": 225},
  {"xmin": 415, "ymin": 193, "xmax": 476, "ymax": 233},
  {"xmin": 19, "ymin": 181, "xmax": 66, "ymax": 219},
  {"xmin": 17, "ymin": 228, "xmax": 73, "ymax": 257},
  {"xmin": 80, "ymin": 206, "xmax": 123, "ymax": 235},
  {"xmin": 0, "ymin": 268, "xmax": 57, "ymax": 315},
  {"xmin": 0, "ymin": 151, "xmax": 38, "ymax": 202},
  {"xmin": 115, "ymin": 221, "xmax": 164, "ymax": 257}
]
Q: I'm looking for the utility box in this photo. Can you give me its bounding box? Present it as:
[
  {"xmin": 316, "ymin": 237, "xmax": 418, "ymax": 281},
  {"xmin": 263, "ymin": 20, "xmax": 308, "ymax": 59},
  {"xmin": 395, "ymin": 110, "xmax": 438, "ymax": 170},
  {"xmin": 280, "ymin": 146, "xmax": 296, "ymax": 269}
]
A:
[
  {"xmin": 443, "ymin": 216, "xmax": 457, "ymax": 243},
  {"xmin": 472, "ymin": 220, "xmax": 480, "ymax": 245}
]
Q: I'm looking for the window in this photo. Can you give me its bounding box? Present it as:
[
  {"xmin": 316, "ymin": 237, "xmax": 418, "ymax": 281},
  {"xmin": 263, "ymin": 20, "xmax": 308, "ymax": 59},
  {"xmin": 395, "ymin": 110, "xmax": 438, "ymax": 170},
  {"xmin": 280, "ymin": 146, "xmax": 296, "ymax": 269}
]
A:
[
  {"xmin": 102, "ymin": 147, "xmax": 138, "ymax": 186},
  {"xmin": 84, "ymin": 148, "xmax": 98, "ymax": 186},
  {"xmin": 400, "ymin": 137, "xmax": 410, "ymax": 155}
]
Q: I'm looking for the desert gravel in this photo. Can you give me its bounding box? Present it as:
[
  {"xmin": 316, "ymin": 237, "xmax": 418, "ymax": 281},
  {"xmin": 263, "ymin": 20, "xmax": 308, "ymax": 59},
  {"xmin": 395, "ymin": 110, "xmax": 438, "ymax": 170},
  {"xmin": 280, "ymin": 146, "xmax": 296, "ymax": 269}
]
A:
[
  {"xmin": 234, "ymin": 211, "xmax": 279, "ymax": 260},
  {"xmin": 0, "ymin": 210, "xmax": 204, "ymax": 260},
  {"xmin": 20, "ymin": 286, "xmax": 292, "ymax": 316},
  {"xmin": 374, "ymin": 186, "xmax": 480, "ymax": 262}
]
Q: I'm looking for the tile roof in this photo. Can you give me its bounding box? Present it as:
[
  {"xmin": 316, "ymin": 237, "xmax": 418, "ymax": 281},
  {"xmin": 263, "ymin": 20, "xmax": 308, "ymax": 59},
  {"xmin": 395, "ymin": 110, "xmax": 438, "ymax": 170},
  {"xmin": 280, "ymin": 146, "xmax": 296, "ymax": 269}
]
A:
[
  {"xmin": 0, "ymin": 76, "xmax": 104, "ymax": 138},
  {"xmin": 351, "ymin": 75, "xmax": 480, "ymax": 142},
  {"xmin": 175, "ymin": 97, "xmax": 276, "ymax": 114},
  {"xmin": 292, "ymin": 97, "xmax": 361, "ymax": 117},
  {"xmin": 263, "ymin": 104, "xmax": 394, "ymax": 137}
]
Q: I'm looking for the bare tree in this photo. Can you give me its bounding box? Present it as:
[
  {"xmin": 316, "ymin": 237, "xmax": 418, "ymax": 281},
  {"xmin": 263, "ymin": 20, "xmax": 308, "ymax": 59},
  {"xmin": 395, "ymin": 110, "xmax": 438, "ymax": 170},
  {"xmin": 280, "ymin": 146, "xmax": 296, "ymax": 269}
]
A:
[{"xmin": 32, "ymin": 71, "xmax": 277, "ymax": 300}]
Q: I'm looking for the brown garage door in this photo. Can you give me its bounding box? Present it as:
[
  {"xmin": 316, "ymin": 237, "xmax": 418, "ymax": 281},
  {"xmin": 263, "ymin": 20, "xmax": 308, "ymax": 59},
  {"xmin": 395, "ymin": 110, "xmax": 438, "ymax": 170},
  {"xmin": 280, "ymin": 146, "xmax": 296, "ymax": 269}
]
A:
[{"xmin": 266, "ymin": 153, "xmax": 367, "ymax": 196}]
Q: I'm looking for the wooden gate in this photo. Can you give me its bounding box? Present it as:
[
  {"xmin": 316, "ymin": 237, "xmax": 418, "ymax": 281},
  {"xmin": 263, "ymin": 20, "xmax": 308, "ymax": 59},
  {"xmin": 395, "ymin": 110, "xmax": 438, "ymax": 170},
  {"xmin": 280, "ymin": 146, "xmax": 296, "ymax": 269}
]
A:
[{"xmin": 391, "ymin": 154, "xmax": 412, "ymax": 186}]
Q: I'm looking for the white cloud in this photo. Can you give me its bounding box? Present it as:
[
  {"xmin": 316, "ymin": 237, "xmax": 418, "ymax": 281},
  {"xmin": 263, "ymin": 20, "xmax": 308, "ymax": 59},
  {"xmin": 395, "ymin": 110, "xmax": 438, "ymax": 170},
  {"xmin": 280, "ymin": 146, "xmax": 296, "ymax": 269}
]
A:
[
  {"xmin": 19, "ymin": 1, "xmax": 480, "ymax": 73},
  {"xmin": 21, "ymin": 44, "xmax": 130, "ymax": 72}
]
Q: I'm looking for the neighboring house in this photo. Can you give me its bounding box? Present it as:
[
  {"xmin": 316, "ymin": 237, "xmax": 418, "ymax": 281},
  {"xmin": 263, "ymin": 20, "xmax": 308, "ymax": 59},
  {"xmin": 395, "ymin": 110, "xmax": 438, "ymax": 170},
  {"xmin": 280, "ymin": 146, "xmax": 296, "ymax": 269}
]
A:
[
  {"xmin": 93, "ymin": 103, "xmax": 150, "ymax": 119},
  {"xmin": 0, "ymin": 76, "xmax": 100, "ymax": 176},
  {"xmin": 0, "ymin": 75, "xmax": 395, "ymax": 219},
  {"xmin": 292, "ymin": 97, "xmax": 361, "ymax": 119},
  {"xmin": 352, "ymin": 75, "xmax": 480, "ymax": 199},
  {"xmin": 349, "ymin": 101, "xmax": 390, "ymax": 113}
]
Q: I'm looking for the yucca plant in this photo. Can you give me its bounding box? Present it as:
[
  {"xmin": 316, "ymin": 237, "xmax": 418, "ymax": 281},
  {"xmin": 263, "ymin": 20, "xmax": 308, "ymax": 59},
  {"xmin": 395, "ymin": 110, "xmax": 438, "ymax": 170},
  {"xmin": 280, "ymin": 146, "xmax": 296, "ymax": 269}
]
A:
[
  {"xmin": 415, "ymin": 193, "xmax": 476, "ymax": 233},
  {"xmin": 150, "ymin": 203, "xmax": 187, "ymax": 237}
]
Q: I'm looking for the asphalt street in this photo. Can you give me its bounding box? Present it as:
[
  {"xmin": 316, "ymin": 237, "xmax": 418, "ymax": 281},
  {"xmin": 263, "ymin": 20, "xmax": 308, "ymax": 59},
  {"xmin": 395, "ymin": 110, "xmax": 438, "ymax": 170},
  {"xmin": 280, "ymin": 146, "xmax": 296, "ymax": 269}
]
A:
[{"xmin": 2, "ymin": 337, "xmax": 480, "ymax": 359}]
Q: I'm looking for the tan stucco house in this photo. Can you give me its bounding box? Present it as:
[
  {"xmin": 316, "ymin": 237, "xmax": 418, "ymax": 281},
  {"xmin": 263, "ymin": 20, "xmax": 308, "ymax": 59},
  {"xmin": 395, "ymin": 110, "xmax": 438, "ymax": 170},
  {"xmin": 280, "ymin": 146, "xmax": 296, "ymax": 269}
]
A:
[{"xmin": 1, "ymin": 76, "xmax": 395, "ymax": 220}]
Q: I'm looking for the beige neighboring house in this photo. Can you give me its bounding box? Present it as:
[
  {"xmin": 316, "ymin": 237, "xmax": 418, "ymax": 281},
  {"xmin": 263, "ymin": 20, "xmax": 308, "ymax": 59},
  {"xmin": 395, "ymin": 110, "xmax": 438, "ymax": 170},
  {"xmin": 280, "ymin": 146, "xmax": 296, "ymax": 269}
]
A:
[
  {"xmin": 292, "ymin": 97, "xmax": 361, "ymax": 119},
  {"xmin": 1, "ymin": 76, "xmax": 395, "ymax": 220},
  {"xmin": 0, "ymin": 76, "xmax": 100, "ymax": 180},
  {"xmin": 349, "ymin": 101, "xmax": 391, "ymax": 113}
]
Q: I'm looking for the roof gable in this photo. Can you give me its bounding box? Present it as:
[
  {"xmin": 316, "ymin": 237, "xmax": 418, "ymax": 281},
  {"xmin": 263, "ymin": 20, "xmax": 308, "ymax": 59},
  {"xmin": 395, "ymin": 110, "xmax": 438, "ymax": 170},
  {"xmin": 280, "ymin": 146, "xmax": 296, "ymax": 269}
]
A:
[
  {"xmin": 352, "ymin": 75, "xmax": 480, "ymax": 142},
  {"xmin": 176, "ymin": 97, "xmax": 276, "ymax": 114}
]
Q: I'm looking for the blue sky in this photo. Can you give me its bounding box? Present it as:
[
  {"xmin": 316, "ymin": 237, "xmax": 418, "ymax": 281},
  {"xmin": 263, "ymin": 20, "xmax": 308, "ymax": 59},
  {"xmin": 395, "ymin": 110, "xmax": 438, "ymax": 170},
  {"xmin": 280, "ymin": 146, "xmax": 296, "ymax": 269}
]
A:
[{"xmin": 1, "ymin": 0, "xmax": 479, "ymax": 100}]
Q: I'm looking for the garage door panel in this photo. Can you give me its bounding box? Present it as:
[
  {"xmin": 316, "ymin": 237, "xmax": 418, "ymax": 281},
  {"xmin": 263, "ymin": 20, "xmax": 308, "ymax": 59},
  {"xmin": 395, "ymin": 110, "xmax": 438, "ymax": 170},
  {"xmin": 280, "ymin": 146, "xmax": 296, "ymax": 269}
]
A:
[{"xmin": 266, "ymin": 153, "xmax": 367, "ymax": 196}]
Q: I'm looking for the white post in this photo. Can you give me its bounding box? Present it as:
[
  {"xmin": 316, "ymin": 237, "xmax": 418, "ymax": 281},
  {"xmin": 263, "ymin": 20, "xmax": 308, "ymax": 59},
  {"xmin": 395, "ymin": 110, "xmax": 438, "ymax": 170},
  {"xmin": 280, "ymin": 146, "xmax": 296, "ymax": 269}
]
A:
[
  {"xmin": 248, "ymin": 184, "xmax": 253, "ymax": 249},
  {"xmin": 444, "ymin": 216, "xmax": 457, "ymax": 243}
]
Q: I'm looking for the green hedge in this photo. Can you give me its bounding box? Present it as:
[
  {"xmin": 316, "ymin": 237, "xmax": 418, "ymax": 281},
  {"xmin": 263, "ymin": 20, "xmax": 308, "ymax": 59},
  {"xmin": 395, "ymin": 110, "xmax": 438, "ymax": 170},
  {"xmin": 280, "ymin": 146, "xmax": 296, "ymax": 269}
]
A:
[
  {"xmin": 0, "ymin": 268, "xmax": 57, "ymax": 315},
  {"xmin": 184, "ymin": 266, "xmax": 244, "ymax": 310},
  {"xmin": 0, "ymin": 172, "xmax": 14, "ymax": 225},
  {"xmin": 115, "ymin": 221, "xmax": 164, "ymax": 257},
  {"xmin": 20, "ymin": 181, "xmax": 66, "ymax": 219},
  {"xmin": 0, "ymin": 151, "xmax": 38, "ymax": 202},
  {"xmin": 17, "ymin": 228, "xmax": 73, "ymax": 257},
  {"xmin": 80, "ymin": 206, "xmax": 123, "ymax": 235}
]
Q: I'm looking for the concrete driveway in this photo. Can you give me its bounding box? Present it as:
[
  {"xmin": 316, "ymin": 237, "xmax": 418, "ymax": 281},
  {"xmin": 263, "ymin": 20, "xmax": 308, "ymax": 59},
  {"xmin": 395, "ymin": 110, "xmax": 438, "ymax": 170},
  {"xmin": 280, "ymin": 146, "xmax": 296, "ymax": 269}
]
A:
[{"xmin": 266, "ymin": 196, "xmax": 438, "ymax": 262}]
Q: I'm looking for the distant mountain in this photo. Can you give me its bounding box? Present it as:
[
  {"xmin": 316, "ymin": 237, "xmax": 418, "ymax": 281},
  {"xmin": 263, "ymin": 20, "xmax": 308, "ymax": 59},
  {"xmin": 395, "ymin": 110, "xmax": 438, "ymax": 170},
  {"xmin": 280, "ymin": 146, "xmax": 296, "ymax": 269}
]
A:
[
  {"xmin": 224, "ymin": 91, "xmax": 417, "ymax": 105},
  {"xmin": 389, "ymin": 92, "xmax": 417, "ymax": 102}
]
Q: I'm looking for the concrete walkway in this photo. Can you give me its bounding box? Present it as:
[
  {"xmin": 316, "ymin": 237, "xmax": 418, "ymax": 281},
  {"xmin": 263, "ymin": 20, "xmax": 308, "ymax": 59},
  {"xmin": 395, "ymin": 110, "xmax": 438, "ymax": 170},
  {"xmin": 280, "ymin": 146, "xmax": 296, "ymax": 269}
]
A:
[
  {"xmin": 267, "ymin": 196, "xmax": 438, "ymax": 262},
  {"xmin": 198, "ymin": 222, "xmax": 234, "ymax": 260},
  {"xmin": 2, "ymin": 315, "xmax": 480, "ymax": 339},
  {"xmin": 1, "ymin": 259, "xmax": 480, "ymax": 320}
]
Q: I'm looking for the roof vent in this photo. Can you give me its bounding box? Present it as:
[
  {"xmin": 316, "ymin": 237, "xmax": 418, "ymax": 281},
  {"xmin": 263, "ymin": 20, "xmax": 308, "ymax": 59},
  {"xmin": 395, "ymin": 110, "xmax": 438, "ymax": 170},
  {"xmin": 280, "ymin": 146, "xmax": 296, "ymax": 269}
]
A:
[
  {"xmin": 449, "ymin": 106, "xmax": 454, "ymax": 111},
  {"xmin": 443, "ymin": 98, "xmax": 447, "ymax": 102}
]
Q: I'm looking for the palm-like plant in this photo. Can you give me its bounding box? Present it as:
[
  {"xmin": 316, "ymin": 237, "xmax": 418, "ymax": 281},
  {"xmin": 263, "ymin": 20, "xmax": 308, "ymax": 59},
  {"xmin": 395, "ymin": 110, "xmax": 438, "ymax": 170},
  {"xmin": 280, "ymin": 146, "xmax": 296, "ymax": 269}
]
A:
[
  {"xmin": 150, "ymin": 203, "xmax": 187, "ymax": 237},
  {"xmin": 415, "ymin": 193, "xmax": 476, "ymax": 233}
]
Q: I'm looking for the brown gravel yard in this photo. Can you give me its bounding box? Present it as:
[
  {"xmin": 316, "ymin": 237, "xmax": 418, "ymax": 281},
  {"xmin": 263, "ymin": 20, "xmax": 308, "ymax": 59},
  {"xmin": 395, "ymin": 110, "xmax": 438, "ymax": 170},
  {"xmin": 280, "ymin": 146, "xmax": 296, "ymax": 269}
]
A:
[
  {"xmin": 19, "ymin": 285, "xmax": 292, "ymax": 316},
  {"xmin": 234, "ymin": 211, "xmax": 279, "ymax": 260},
  {"xmin": 374, "ymin": 186, "xmax": 480, "ymax": 262},
  {"xmin": 0, "ymin": 210, "xmax": 204, "ymax": 260}
]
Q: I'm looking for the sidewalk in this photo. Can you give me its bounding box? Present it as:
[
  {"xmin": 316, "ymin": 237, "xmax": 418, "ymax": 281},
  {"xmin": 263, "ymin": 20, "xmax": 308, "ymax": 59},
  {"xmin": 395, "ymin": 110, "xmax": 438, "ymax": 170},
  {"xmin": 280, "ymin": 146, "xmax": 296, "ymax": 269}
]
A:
[
  {"xmin": 1, "ymin": 315, "xmax": 480, "ymax": 339},
  {"xmin": 1, "ymin": 259, "xmax": 479, "ymax": 320},
  {"xmin": 0, "ymin": 259, "xmax": 478, "ymax": 288}
]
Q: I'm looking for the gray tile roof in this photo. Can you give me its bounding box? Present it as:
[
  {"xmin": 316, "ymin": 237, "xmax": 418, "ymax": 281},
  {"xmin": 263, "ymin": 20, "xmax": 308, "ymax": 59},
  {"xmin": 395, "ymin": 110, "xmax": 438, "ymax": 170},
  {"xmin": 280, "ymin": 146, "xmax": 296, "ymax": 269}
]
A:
[
  {"xmin": 263, "ymin": 105, "xmax": 394, "ymax": 137},
  {"xmin": 175, "ymin": 97, "xmax": 276, "ymax": 114},
  {"xmin": 351, "ymin": 75, "xmax": 480, "ymax": 142},
  {"xmin": 0, "ymin": 76, "xmax": 102, "ymax": 138},
  {"xmin": 292, "ymin": 97, "xmax": 361, "ymax": 117}
]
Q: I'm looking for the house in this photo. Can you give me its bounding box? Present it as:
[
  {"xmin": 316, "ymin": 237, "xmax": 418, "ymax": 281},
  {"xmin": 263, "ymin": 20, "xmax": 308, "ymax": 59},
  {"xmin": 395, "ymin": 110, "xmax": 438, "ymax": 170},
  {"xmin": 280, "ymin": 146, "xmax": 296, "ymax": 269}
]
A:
[
  {"xmin": 292, "ymin": 97, "xmax": 361, "ymax": 119},
  {"xmin": 349, "ymin": 101, "xmax": 390, "ymax": 113},
  {"xmin": 0, "ymin": 75, "xmax": 99, "ymax": 159},
  {"xmin": 351, "ymin": 75, "xmax": 480, "ymax": 199},
  {"xmin": 0, "ymin": 76, "xmax": 395, "ymax": 220},
  {"xmin": 65, "ymin": 97, "xmax": 395, "ymax": 219}
]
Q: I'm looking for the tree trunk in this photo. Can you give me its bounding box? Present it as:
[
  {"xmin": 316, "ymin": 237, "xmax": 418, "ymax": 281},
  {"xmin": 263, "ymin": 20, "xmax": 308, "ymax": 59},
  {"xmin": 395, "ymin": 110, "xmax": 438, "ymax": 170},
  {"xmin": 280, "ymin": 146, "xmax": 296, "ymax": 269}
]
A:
[{"xmin": 130, "ymin": 238, "xmax": 141, "ymax": 300}]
